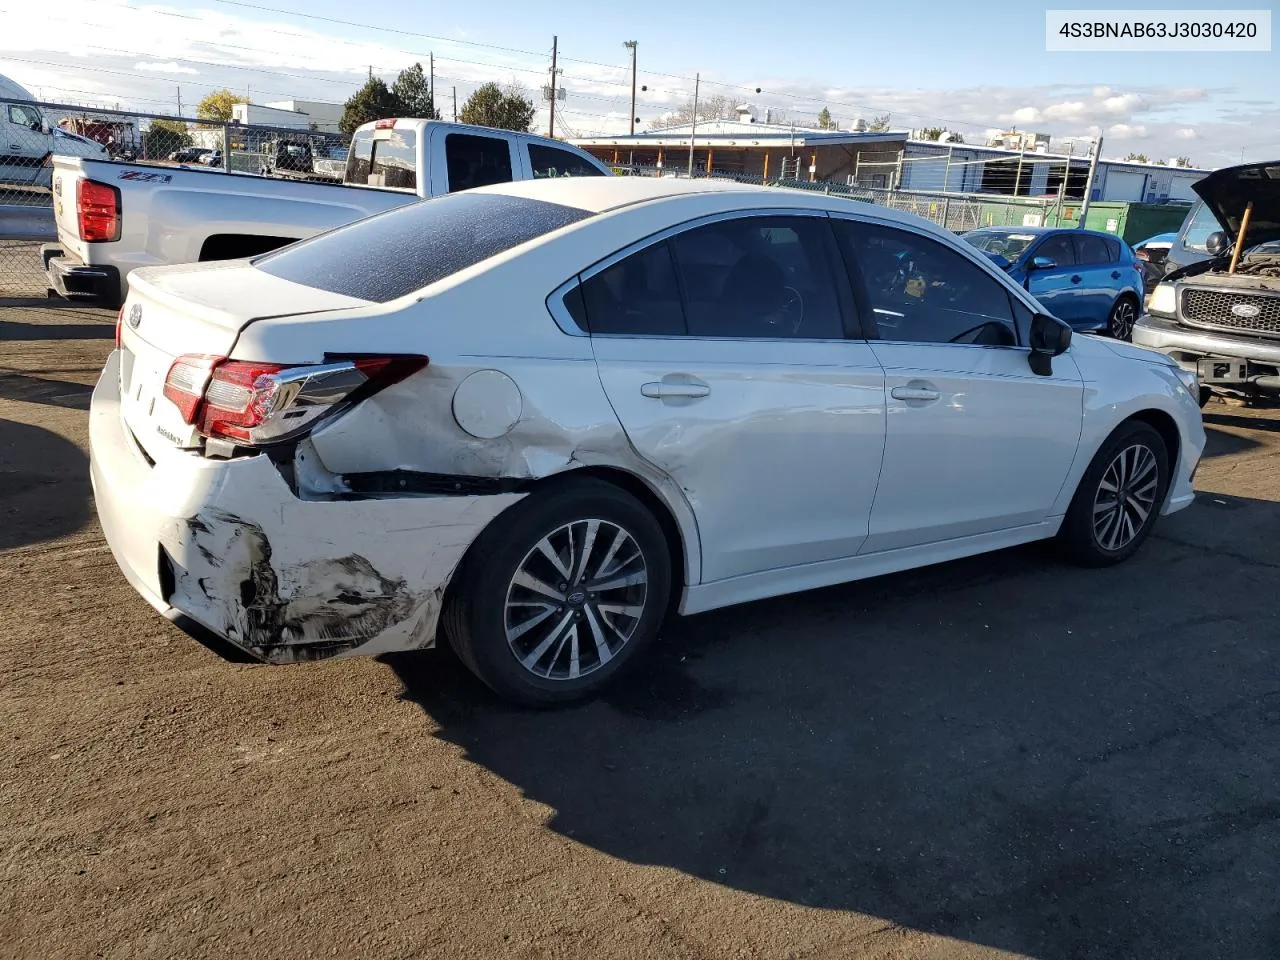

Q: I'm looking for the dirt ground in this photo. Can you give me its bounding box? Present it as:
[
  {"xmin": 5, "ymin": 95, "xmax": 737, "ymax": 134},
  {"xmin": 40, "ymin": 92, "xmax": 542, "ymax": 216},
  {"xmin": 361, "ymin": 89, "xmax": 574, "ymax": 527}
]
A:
[{"xmin": 2, "ymin": 298, "xmax": 1278, "ymax": 960}]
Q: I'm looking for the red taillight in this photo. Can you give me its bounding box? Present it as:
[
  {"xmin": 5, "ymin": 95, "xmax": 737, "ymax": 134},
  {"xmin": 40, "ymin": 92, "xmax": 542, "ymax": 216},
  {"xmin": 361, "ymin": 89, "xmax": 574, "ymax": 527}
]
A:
[
  {"xmin": 374, "ymin": 118, "xmax": 397, "ymax": 129},
  {"xmin": 163, "ymin": 354, "xmax": 428, "ymax": 446},
  {"xmin": 77, "ymin": 179, "xmax": 120, "ymax": 243},
  {"xmin": 114, "ymin": 305, "xmax": 124, "ymax": 349}
]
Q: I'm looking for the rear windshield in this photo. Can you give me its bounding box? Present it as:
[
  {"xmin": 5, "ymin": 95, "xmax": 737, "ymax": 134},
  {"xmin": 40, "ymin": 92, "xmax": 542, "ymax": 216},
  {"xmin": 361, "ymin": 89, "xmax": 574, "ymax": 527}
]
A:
[
  {"xmin": 345, "ymin": 128, "xmax": 417, "ymax": 190},
  {"xmin": 252, "ymin": 192, "xmax": 593, "ymax": 303}
]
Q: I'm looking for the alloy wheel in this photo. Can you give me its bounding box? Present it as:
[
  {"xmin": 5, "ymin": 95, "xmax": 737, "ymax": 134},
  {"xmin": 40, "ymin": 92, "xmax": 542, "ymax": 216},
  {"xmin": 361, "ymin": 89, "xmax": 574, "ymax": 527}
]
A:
[
  {"xmin": 1110, "ymin": 299, "xmax": 1137, "ymax": 340},
  {"xmin": 503, "ymin": 519, "xmax": 648, "ymax": 681},
  {"xmin": 1092, "ymin": 443, "xmax": 1159, "ymax": 551}
]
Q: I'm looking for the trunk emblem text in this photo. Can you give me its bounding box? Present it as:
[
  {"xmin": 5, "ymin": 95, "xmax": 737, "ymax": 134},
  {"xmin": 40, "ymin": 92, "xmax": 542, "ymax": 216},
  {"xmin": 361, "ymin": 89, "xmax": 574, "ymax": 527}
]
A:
[
  {"xmin": 127, "ymin": 303, "xmax": 143, "ymax": 329},
  {"xmin": 1231, "ymin": 303, "xmax": 1261, "ymax": 318},
  {"xmin": 118, "ymin": 171, "xmax": 173, "ymax": 183}
]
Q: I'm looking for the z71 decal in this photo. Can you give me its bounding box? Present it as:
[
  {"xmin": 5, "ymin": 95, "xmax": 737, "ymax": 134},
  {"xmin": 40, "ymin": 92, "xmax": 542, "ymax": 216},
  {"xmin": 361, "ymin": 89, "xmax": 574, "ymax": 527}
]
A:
[{"xmin": 118, "ymin": 170, "xmax": 173, "ymax": 183}]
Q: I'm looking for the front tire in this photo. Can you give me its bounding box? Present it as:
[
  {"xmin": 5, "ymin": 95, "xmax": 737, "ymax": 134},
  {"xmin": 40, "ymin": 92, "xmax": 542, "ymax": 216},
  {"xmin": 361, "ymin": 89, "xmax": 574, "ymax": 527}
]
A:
[
  {"xmin": 442, "ymin": 479, "xmax": 672, "ymax": 707},
  {"xmin": 1058, "ymin": 421, "xmax": 1169, "ymax": 568},
  {"xmin": 1108, "ymin": 295, "xmax": 1139, "ymax": 341}
]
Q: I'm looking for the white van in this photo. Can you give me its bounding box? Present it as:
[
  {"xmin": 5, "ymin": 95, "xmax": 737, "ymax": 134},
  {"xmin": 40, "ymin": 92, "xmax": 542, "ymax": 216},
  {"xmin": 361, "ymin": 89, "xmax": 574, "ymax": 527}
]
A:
[{"xmin": 1, "ymin": 74, "xmax": 108, "ymax": 188}]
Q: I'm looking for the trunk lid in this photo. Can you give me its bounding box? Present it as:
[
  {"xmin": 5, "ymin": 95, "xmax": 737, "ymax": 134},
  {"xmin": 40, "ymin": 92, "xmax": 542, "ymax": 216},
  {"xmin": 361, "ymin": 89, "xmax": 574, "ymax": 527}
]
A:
[
  {"xmin": 1192, "ymin": 161, "xmax": 1280, "ymax": 251},
  {"xmin": 117, "ymin": 260, "xmax": 371, "ymax": 458}
]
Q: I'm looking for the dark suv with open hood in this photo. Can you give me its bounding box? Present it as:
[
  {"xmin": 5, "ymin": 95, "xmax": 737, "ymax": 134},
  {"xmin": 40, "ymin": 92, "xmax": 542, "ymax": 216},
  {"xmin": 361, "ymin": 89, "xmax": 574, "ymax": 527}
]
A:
[{"xmin": 1134, "ymin": 161, "xmax": 1280, "ymax": 403}]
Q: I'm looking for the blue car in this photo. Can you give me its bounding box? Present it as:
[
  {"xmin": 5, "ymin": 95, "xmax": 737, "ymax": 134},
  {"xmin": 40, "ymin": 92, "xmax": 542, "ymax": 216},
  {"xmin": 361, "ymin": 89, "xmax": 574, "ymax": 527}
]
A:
[{"xmin": 962, "ymin": 227, "xmax": 1147, "ymax": 340}]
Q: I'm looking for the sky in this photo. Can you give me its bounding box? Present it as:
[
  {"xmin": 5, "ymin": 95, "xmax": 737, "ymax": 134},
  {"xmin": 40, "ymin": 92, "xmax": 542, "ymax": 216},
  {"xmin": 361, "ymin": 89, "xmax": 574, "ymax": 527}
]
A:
[{"xmin": 1, "ymin": 0, "xmax": 1277, "ymax": 167}]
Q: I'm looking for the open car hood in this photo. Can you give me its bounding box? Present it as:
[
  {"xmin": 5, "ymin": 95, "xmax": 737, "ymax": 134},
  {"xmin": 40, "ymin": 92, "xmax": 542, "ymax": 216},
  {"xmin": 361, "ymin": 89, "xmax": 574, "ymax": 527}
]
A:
[{"xmin": 1193, "ymin": 160, "xmax": 1280, "ymax": 249}]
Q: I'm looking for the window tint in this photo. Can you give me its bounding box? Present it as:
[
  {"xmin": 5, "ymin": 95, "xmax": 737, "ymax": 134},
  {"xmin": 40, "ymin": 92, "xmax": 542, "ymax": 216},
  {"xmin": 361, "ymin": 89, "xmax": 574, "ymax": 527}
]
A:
[
  {"xmin": 1034, "ymin": 234, "xmax": 1077, "ymax": 266},
  {"xmin": 835, "ymin": 220, "xmax": 1016, "ymax": 345},
  {"xmin": 578, "ymin": 242, "xmax": 686, "ymax": 336},
  {"xmin": 254, "ymin": 193, "xmax": 592, "ymax": 303},
  {"xmin": 669, "ymin": 217, "xmax": 846, "ymax": 339},
  {"xmin": 445, "ymin": 134, "xmax": 513, "ymax": 192},
  {"xmin": 529, "ymin": 143, "xmax": 604, "ymax": 179},
  {"xmin": 1075, "ymin": 234, "xmax": 1111, "ymax": 264}
]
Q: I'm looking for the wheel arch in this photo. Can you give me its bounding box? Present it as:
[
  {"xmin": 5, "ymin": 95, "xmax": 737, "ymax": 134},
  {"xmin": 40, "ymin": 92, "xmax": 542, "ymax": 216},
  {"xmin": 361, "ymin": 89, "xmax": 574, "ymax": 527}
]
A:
[{"xmin": 1127, "ymin": 407, "xmax": 1182, "ymax": 486}]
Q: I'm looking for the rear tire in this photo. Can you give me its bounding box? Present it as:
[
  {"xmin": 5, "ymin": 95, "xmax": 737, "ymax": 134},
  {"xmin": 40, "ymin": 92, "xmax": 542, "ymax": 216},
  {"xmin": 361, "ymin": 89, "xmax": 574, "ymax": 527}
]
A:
[
  {"xmin": 442, "ymin": 478, "xmax": 672, "ymax": 707},
  {"xmin": 1108, "ymin": 295, "xmax": 1139, "ymax": 341},
  {"xmin": 1058, "ymin": 421, "xmax": 1169, "ymax": 568}
]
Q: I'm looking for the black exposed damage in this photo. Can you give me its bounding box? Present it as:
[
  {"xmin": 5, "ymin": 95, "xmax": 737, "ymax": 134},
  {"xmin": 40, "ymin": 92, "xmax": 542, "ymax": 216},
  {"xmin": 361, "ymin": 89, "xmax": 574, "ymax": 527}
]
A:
[{"xmin": 181, "ymin": 510, "xmax": 422, "ymax": 664}]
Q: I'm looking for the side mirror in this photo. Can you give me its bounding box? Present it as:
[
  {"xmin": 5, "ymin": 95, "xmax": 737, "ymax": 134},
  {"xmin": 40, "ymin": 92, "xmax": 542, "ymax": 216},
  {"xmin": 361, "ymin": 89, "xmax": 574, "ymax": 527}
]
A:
[
  {"xmin": 1030, "ymin": 256, "xmax": 1057, "ymax": 271},
  {"xmin": 1205, "ymin": 231, "xmax": 1228, "ymax": 257},
  {"xmin": 1028, "ymin": 312, "xmax": 1072, "ymax": 376}
]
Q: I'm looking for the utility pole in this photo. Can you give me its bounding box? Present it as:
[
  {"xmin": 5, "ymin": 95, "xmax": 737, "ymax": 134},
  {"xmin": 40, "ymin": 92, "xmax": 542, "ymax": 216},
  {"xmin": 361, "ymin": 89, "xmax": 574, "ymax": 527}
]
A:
[
  {"xmin": 452, "ymin": 86, "xmax": 457, "ymax": 122},
  {"xmin": 368, "ymin": 66, "xmax": 373, "ymax": 81},
  {"xmin": 429, "ymin": 53, "xmax": 434, "ymax": 114},
  {"xmin": 176, "ymin": 86, "xmax": 182, "ymax": 115},
  {"xmin": 1077, "ymin": 135, "xmax": 1103, "ymax": 226},
  {"xmin": 623, "ymin": 40, "xmax": 637, "ymax": 136},
  {"xmin": 688, "ymin": 72, "xmax": 700, "ymax": 177},
  {"xmin": 548, "ymin": 36, "xmax": 559, "ymax": 138}
]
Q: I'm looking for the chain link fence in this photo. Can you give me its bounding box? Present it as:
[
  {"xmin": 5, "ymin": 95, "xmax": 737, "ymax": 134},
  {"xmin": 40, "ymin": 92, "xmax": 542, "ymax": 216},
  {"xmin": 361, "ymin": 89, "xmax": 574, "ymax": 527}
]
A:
[{"xmin": 1, "ymin": 100, "xmax": 350, "ymax": 299}]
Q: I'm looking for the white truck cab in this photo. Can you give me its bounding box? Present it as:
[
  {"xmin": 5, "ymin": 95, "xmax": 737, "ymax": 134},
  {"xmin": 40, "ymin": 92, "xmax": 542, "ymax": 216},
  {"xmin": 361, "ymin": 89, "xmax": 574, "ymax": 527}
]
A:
[{"xmin": 1, "ymin": 75, "xmax": 111, "ymax": 188}]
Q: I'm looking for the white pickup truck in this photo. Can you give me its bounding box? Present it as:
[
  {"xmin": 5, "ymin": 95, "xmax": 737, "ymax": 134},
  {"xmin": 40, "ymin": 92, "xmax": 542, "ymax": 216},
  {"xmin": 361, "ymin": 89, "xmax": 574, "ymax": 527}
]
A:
[{"xmin": 44, "ymin": 117, "xmax": 610, "ymax": 308}]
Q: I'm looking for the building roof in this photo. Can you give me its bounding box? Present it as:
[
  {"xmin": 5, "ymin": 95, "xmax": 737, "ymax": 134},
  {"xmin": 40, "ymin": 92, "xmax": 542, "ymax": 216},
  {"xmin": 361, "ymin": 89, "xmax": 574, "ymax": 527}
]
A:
[{"xmin": 903, "ymin": 138, "xmax": 1212, "ymax": 173}]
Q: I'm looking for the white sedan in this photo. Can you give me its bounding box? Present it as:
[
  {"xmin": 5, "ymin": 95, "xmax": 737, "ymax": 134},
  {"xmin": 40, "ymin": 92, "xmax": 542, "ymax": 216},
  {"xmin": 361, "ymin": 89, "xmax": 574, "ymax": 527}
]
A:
[{"xmin": 90, "ymin": 177, "xmax": 1206, "ymax": 705}]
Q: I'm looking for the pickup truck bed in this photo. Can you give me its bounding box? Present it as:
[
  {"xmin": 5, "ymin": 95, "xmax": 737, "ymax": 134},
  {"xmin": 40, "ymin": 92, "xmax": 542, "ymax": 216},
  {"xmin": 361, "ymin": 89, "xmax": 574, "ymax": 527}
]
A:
[{"xmin": 45, "ymin": 158, "xmax": 412, "ymax": 308}]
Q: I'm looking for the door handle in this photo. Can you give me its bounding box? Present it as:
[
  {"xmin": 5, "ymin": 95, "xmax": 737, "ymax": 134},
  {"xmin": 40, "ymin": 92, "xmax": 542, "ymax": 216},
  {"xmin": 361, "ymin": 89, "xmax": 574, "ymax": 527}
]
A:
[
  {"xmin": 1070, "ymin": 275, "xmax": 1082, "ymax": 283},
  {"xmin": 891, "ymin": 385, "xmax": 940, "ymax": 402},
  {"xmin": 1111, "ymin": 271, "xmax": 1121, "ymax": 279},
  {"xmin": 641, "ymin": 380, "xmax": 711, "ymax": 399}
]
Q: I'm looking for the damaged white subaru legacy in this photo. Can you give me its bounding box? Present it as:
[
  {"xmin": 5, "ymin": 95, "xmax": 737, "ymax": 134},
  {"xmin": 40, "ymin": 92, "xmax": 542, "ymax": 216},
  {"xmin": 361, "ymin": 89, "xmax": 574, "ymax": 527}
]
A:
[{"xmin": 91, "ymin": 176, "xmax": 1206, "ymax": 705}]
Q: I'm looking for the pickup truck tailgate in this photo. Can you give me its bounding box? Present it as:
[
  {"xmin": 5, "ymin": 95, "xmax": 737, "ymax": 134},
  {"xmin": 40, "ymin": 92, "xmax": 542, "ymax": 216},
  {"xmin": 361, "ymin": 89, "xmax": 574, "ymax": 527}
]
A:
[
  {"xmin": 51, "ymin": 165, "xmax": 88, "ymax": 262},
  {"xmin": 117, "ymin": 260, "xmax": 372, "ymax": 460}
]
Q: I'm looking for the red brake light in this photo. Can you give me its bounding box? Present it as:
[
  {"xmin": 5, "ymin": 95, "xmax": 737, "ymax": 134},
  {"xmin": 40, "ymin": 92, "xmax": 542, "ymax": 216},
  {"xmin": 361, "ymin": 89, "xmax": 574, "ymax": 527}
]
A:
[
  {"xmin": 374, "ymin": 118, "xmax": 397, "ymax": 129},
  {"xmin": 163, "ymin": 354, "xmax": 428, "ymax": 446},
  {"xmin": 114, "ymin": 305, "xmax": 124, "ymax": 349},
  {"xmin": 77, "ymin": 179, "xmax": 120, "ymax": 242}
]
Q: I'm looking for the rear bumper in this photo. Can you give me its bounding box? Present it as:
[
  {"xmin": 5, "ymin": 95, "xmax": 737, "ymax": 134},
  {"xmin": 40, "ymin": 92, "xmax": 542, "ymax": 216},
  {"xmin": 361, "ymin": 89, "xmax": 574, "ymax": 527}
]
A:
[
  {"xmin": 47, "ymin": 249, "xmax": 122, "ymax": 309},
  {"xmin": 89, "ymin": 350, "xmax": 524, "ymax": 665},
  {"xmin": 1132, "ymin": 314, "xmax": 1280, "ymax": 393}
]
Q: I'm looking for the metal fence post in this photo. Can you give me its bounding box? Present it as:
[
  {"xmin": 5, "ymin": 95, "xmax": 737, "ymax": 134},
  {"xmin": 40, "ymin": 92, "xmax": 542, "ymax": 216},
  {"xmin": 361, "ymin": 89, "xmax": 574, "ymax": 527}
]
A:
[
  {"xmin": 942, "ymin": 196, "xmax": 951, "ymax": 230},
  {"xmin": 222, "ymin": 123, "xmax": 231, "ymax": 171}
]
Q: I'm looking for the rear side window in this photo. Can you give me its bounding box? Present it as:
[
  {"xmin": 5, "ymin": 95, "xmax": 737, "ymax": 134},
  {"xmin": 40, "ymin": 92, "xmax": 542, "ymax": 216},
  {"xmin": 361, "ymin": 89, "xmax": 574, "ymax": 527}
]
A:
[
  {"xmin": 1104, "ymin": 237, "xmax": 1121, "ymax": 261},
  {"xmin": 579, "ymin": 243, "xmax": 686, "ymax": 336},
  {"xmin": 445, "ymin": 134, "xmax": 513, "ymax": 192},
  {"xmin": 254, "ymin": 193, "xmax": 592, "ymax": 303},
  {"xmin": 529, "ymin": 143, "xmax": 605, "ymax": 179},
  {"xmin": 1075, "ymin": 234, "xmax": 1111, "ymax": 265}
]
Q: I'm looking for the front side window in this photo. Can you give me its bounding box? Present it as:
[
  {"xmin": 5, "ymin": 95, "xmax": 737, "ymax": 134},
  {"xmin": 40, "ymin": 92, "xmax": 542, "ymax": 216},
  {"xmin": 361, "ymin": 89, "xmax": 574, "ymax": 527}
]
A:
[
  {"xmin": 528, "ymin": 143, "xmax": 604, "ymax": 179},
  {"xmin": 1181, "ymin": 200, "xmax": 1221, "ymax": 252},
  {"xmin": 1033, "ymin": 234, "xmax": 1078, "ymax": 267},
  {"xmin": 254, "ymin": 193, "xmax": 592, "ymax": 303},
  {"xmin": 445, "ymin": 134, "xmax": 513, "ymax": 192},
  {"xmin": 8, "ymin": 104, "xmax": 42, "ymax": 129},
  {"xmin": 835, "ymin": 220, "xmax": 1017, "ymax": 346}
]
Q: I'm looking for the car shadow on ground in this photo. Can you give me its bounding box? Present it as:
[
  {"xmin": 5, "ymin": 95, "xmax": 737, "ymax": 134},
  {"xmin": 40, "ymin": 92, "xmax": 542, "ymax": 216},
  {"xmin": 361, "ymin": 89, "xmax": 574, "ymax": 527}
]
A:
[
  {"xmin": 0, "ymin": 319, "xmax": 115, "ymax": 341},
  {"xmin": 0, "ymin": 373, "xmax": 93, "ymax": 410},
  {"xmin": 0, "ymin": 418, "xmax": 93, "ymax": 550},
  {"xmin": 1202, "ymin": 425, "xmax": 1262, "ymax": 458},
  {"xmin": 385, "ymin": 496, "xmax": 1280, "ymax": 960}
]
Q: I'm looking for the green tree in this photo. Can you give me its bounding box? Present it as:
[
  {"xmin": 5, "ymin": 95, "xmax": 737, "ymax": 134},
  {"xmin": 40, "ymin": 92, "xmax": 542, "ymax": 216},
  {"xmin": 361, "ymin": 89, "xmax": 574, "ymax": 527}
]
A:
[
  {"xmin": 816, "ymin": 107, "xmax": 833, "ymax": 130},
  {"xmin": 196, "ymin": 89, "xmax": 240, "ymax": 123},
  {"xmin": 146, "ymin": 118, "xmax": 191, "ymax": 157},
  {"xmin": 949, "ymin": 133, "xmax": 966, "ymax": 144},
  {"xmin": 866, "ymin": 113, "xmax": 891, "ymax": 132},
  {"xmin": 920, "ymin": 126, "xmax": 945, "ymax": 141},
  {"xmin": 392, "ymin": 62, "xmax": 439, "ymax": 120},
  {"xmin": 459, "ymin": 82, "xmax": 537, "ymax": 132},
  {"xmin": 340, "ymin": 77, "xmax": 402, "ymax": 135},
  {"xmin": 1175, "ymin": 155, "xmax": 1193, "ymax": 167},
  {"xmin": 1124, "ymin": 152, "xmax": 1150, "ymax": 163}
]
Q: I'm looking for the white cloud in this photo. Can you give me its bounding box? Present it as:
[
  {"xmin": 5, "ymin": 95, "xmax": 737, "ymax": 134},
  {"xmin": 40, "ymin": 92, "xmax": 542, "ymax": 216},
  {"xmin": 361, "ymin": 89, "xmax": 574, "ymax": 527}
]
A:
[
  {"xmin": 1043, "ymin": 100, "xmax": 1089, "ymax": 121},
  {"xmin": 1101, "ymin": 93, "xmax": 1144, "ymax": 115},
  {"xmin": 1175, "ymin": 128, "xmax": 1201, "ymax": 140},
  {"xmin": 1009, "ymin": 106, "xmax": 1042, "ymax": 124},
  {"xmin": 1108, "ymin": 123, "xmax": 1148, "ymax": 139},
  {"xmin": 136, "ymin": 61, "xmax": 199, "ymax": 75}
]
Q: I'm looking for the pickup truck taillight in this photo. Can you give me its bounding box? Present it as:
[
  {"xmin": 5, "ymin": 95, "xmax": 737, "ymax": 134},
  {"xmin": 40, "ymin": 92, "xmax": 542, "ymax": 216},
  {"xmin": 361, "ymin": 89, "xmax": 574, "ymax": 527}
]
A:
[
  {"xmin": 77, "ymin": 179, "xmax": 121, "ymax": 243},
  {"xmin": 163, "ymin": 355, "xmax": 429, "ymax": 446}
]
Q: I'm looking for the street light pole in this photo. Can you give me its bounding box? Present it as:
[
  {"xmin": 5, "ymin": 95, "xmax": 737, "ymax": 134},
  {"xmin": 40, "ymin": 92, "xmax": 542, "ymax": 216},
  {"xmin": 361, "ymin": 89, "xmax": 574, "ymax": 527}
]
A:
[
  {"xmin": 1078, "ymin": 135, "xmax": 1103, "ymax": 226},
  {"xmin": 688, "ymin": 72, "xmax": 699, "ymax": 177},
  {"xmin": 624, "ymin": 41, "xmax": 637, "ymax": 136}
]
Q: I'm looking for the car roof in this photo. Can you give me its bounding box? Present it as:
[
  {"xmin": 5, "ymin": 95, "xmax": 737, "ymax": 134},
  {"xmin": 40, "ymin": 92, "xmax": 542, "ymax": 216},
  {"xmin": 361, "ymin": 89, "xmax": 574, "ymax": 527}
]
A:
[
  {"xmin": 966, "ymin": 225, "xmax": 1121, "ymax": 241},
  {"xmin": 472, "ymin": 175, "xmax": 954, "ymax": 236}
]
